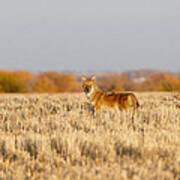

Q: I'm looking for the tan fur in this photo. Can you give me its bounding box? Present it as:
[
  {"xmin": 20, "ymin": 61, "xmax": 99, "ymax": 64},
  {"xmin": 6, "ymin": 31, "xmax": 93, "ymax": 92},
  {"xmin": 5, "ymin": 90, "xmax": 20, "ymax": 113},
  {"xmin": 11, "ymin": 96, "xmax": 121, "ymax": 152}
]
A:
[{"xmin": 81, "ymin": 75, "xmax": 140, "ymax": 114}]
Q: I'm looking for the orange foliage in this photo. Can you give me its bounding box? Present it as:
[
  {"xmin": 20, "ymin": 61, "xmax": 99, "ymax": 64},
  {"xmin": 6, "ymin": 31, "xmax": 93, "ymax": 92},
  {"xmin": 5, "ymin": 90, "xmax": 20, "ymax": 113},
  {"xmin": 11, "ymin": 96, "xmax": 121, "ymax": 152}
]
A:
[
  {"xmin": 98, "ymin": 73, "xmax": 135, "ymax": 91},
  {"xmin": 0, "ymin": 70, "xmax": 28, "ymax": 93},
  {"xmin": 0, "ymin": 70, "xmax": 179, "ymax": 93},
  {"xmin": 158, "ymin": 74, "xmax": 180, "ymax": 91},
  {"xmin": 32, "ymin": 72, "xmax": 81, "ymax": 93},
  {"xmin": 31, "ymin": 74, "xmax": 58, "ymax": 93},
  {"xmin": 12, "ymin": 70, "xmax": 34, "ymax": 82},
  {"xmin": 141, "ymin": 73, "xmax": 180, "ymax": 91}
]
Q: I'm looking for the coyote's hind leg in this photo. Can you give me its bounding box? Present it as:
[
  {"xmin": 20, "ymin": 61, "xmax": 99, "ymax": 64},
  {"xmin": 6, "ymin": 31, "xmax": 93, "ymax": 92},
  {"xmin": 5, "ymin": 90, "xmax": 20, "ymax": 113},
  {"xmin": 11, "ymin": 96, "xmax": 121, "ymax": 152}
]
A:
[{"xmin": 131, "ymin": 108, "xmax": 136, "ymax": 131}]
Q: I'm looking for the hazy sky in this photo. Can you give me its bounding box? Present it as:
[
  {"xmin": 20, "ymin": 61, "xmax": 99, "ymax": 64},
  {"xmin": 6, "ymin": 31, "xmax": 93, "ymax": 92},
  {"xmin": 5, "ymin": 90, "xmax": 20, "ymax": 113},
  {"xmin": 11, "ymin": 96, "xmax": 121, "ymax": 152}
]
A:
[{"xmin": 0, "ymin": 0, "xmax": 180, "ymax": 72}]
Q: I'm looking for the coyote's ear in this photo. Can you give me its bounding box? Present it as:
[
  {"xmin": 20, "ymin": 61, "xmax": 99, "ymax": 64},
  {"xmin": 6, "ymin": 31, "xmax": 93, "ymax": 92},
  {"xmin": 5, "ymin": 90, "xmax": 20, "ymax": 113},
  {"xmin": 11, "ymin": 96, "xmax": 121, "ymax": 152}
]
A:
[
  {"xmin": 81, "ymin": 75, "xmax": 86, "ymax": 82},
  {"xmin": 91, "ymin": 75, "xmax": 96, "ymax": 82}
]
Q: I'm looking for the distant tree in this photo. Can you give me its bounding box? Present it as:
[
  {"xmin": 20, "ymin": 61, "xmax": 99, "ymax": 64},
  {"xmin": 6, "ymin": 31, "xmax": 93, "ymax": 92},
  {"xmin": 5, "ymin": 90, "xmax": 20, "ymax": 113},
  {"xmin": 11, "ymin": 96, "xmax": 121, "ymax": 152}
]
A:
[
  {"xmin": 98, "ymin": 73, "xmax": 135, "ymax": 92},
  {"xmin": 0, "ymin": 70, "xmax": 179, "ymax": 93},
  {"xmin": 12, "ymin": 70, "xmax": 34, "ymax": 82},
  {"xmin": 44, "ymin": 72, "xmax": 79, "ymax": 92},
  {"xmin": 141, "ymin": 73, "xmax": 180, "ymax": 91},
  {"xmin": 12, "ymin": 70, "xmax": 34, "ymax": 91},
  {"xmin": 158, "ymin": 74, "xmax": 180, "ymax": 91},
  {"xmin": 32, "ymin": 72, "xmax": 81, "ymax": 93},
  {"xmin": 41, "ymin": 72, "xmax": 81, "ymax": 92},
  {"xmin": 32, "ymin": 74, "xmax": 58, "ymax": 93},
  {"xmin": 0, "ymin": 72, "xmax": 27, "ymax": 93}
]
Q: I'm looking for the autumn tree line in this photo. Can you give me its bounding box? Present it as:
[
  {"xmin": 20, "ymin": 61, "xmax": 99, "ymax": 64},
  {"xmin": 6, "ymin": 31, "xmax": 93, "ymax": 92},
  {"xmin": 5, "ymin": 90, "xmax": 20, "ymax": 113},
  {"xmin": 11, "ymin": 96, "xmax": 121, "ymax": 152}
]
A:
[{"xmin": 0, "ymin": 70, "xmax": 180, "ymax": 93}]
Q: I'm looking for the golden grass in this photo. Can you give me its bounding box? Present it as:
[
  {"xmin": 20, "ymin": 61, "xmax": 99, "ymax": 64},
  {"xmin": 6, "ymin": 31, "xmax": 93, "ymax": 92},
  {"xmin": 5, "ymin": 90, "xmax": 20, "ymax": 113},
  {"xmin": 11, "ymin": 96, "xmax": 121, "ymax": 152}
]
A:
[{"xmin": 0, "ymin": 92, "xmax": 179, "ymax": 180}]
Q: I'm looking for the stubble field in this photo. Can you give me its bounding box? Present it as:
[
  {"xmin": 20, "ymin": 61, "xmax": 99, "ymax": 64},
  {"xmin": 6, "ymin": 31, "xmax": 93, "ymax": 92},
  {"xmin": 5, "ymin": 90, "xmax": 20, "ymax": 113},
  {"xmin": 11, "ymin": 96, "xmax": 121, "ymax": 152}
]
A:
[{"xmin": 0, "ymin": 92, "xmax": 179, "ymax": 180}]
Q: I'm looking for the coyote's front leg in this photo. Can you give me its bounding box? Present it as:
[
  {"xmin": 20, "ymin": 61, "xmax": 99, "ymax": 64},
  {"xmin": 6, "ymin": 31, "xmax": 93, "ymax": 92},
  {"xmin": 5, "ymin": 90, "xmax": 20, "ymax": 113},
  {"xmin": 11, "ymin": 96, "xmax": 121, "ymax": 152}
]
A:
[{"xmin": 94, "ymin": 103, "xmax": 101, "ymax": 118}]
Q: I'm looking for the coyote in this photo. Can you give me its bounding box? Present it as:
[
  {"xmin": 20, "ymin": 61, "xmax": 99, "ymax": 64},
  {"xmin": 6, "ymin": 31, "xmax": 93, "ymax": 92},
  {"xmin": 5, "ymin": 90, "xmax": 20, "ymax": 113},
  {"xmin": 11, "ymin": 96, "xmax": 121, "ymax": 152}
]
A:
[{"xmin": 81, "ymin": 75, "xmax": 140, "ymax": 129}]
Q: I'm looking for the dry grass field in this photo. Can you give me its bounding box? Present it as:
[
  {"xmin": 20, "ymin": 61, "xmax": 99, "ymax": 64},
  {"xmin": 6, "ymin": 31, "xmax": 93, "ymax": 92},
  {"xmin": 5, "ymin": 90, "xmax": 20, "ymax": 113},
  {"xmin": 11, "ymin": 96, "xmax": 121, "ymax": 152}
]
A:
[{"xmin": 0, "ymin": 92, "xmax": 179, "ymax": 180}]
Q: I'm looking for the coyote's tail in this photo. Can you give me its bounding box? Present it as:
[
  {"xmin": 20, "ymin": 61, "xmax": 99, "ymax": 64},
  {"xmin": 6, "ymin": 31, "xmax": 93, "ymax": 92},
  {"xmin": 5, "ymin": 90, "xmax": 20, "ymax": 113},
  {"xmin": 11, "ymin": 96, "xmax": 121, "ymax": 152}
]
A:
[
  {"xmin": 130, "ymin": 94, "xmax": 140, "ymax": 109},
  {"xmin": 136, "ymin": 100, "xmax": 140, "ymax": 109}
]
